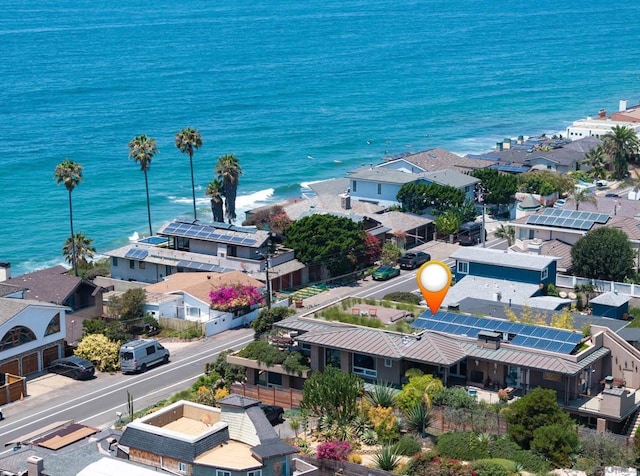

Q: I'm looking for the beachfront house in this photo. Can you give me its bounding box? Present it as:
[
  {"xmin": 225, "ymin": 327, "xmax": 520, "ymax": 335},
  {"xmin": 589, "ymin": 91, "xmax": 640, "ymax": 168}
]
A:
[
  {"xmin": 346, "ymin": 165, "xmax": 480, "ymax": 209},
  {"xmin": 105, "ymin": 221, "xmax": 305, "ymax": 289}
]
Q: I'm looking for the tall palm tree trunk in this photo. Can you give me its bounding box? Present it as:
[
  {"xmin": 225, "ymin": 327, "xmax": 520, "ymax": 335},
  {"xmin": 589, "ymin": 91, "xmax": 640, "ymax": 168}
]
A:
[
  {"xmin": 144, "ymin": 170, "xmax": 153, "ymax": 236},
  {"xmin": 68, "ymin": 190, "xmax": 78, "ymax": 276},
  {"xmin": 189, "ymin": 153, "xmax": 197, "ymax": 221}
]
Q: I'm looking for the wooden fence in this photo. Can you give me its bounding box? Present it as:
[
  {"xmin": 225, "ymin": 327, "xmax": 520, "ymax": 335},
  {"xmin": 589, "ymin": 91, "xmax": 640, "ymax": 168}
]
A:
[
  {"xmin": 231, "ymin": 383, "xmax": 303, "ymax": 409},
  {"xmin": 158, "ymin": 317, "xmax": 205, "ymax": 334},
  {"xmin": 0, "ymin": 374, "xmax": 26, "ymax": 405}
]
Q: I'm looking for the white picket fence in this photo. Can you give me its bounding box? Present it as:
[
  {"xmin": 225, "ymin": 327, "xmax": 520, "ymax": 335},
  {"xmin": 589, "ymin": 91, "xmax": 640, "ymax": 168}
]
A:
[{"xmin": 556, "ymin": 274, "xmax": 640, "ymax": 297}]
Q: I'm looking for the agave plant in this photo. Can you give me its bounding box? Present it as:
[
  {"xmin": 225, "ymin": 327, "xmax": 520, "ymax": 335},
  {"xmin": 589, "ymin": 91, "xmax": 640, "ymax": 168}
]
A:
[
  {"xmin": 372, "ymin": 444, "xmax": 401, "ymax": 471},
  {"xmin": 349, "ymin": 414, "xmax": 371, "ymax": 437},
  {"xmin": 403, "ymin": 402, "xmax": 432, "ymax": 437},
  {"xmin": 362, "ymin": 428, "xmax": 378, "ymax": 446},
  {"xmin": 365, "ymin": 381, "xmax": 397, "ymax": 408}
]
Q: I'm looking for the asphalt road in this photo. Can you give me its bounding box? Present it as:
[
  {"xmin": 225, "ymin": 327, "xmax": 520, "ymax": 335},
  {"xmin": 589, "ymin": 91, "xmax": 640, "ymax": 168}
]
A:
[{"xmin": 0, "ymin": 327, "xmax": 254, "ymax": 452}]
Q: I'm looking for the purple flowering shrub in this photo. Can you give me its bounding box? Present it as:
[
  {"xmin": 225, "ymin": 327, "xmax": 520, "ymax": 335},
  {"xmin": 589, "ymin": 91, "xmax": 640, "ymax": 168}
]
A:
[
  {"xmin": 209, "ymin": 284, "xmax": 265, "ymax": 311},
  {"xmin": 316, "ymin": 441, "xmax": 352, "ymax": 462}
]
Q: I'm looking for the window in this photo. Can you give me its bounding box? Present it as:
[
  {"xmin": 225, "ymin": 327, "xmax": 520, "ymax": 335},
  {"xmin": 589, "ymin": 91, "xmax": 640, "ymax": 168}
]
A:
[
  {"xmin": 0, "ymin": 326, "xmax": 36, "ymax": 351},
  {"xmin": 267, "ymin": 372, "xmax": 282, "ymax": 387},
  {"xmin": 112, "ymin": 257, "xmax": 118, "ymax": 267},
  {"xmin": 541, "ymin": 267, "xmax": 548, "ymax": 280},
  {"xmin": 352, "ymin": 181, "xmax": 357, "ymax": 192},
  {"xmin": 129, "ymin": 260, "xmax": 135, "ymax": 269},
  {"xmin": 352, "ymin": 353, "xmax": 376, "ymax": 379},
  {"xmin": 377, "ymin": 183, "xmax": 382, "ymax": 195},
  {"xmin": 146, "ymin": 345, "xmax": 156, "ymax": 356},
  {"xmin": 178, "ymin": 462, "xmax": 188, "ymax": 473},
  {"xmin": 45, "ymin": 313, "xmax": 61, "ymax": 336},
  {"xmin": 384, "ymin": 358, "xmax": 392, "ymax": 368},
  {"xmin": 139, "ymin": 261, "xmax": 146, "ymax": 269},
  {"xmin": 187, "ymin": 307, "xmax": 201, "ymax": 318},
  {"xmin": 166, "ymin": 265, "xmax": 172, "ymax": 276},
  {"xmin": 457, "ymin": 261, "xmax": 469, "ymax": 274},
  {"xmin": 325, "ymin": 348, "xmax": 341, "ymax": 368},
  {"xmin": 247, "ymin": 471, "xmax": 262, "ymax": 476},
  {"xmin": 217, "ymin": 471, "xmax": 231, "ymax": 476}
]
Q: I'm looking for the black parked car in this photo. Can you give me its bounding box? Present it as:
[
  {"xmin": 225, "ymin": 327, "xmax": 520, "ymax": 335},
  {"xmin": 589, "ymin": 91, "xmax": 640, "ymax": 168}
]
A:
[
  {"xmin": 48, "ymin": 356, "xmax": 95, "ymax": 380},
  {"xmin": 260, "ymin": 404, "xmax": 284, "ymax": 425}
]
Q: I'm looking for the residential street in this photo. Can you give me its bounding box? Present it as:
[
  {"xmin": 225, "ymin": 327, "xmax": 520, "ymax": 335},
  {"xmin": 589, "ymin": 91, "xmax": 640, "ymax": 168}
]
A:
[
  {"xmin": 0, "ymin": 328, "xmax": 254, "ymax": 452},
  {"xmin": 0, "ymin": 235, "xmax": 507, "ymax": 455}
]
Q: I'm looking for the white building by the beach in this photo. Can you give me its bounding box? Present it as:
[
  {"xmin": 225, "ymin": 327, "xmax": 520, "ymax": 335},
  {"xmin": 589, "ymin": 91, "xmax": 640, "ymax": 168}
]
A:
[{"xmin": 566, "ymin": 100, "xmax": 640, "ymax": 139}]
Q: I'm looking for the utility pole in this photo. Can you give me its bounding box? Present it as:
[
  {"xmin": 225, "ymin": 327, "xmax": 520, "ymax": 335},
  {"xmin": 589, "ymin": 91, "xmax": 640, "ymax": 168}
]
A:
[
  {"xmin": 264, "ymin": 254, "xmax": 272, "ymax": 310},
  {"xmin": 257, "ymin": 250, "xmax": 272, "ymax": 309},
  {"xmin": 476, "ymin": 184, "xmax": 487, "ymax": 248}
]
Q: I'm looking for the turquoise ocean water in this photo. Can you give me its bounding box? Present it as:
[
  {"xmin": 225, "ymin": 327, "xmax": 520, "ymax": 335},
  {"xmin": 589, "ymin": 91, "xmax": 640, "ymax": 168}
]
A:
[{"xmin": 2, "ymin": 0, "xmax": 640, "ymax": 276}]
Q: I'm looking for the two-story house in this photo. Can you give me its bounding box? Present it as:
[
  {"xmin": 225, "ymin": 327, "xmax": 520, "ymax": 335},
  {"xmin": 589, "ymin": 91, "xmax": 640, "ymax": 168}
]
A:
[
  {"xmin": 106, "ymin": 221, "xmax": 304, "ymax": 289},
  {"xmin": 346, "ymin": 166, "xmax": 480, "ymax": 209},
  {"xmin": 0, "ymin": 297, "xmax": 67, "ymax": 379}
]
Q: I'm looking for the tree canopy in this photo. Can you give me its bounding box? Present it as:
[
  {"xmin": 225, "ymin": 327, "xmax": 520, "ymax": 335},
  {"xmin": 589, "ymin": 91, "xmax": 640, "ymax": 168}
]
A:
[
  {"xmin": 518, "ymin": 170, "xmax": 575, "ymax": 196},
  {"xmin": 301, "ymin": 366, "xmax": 363, "ymax": 425},
  {"xmin": 570, "ymin": 227, "xmax": 634, "ymax": 282},
  {"xmin": 505, "ymin": 387, "xmax": 572, "ymax": 450},
  {"xmin": 285, "ymin": 214, "xmax": 367, "ymax": 276},
  {"xmin": 470, "ymin": 168, "xmax": 518, "ymax": 207},
  {"xmin": 602, "ymin": 125, "xmax": 639, "ymax": 179},
  {"xmin": 396, "ymin": 182, "xmax": 465, "ymax": 214}
]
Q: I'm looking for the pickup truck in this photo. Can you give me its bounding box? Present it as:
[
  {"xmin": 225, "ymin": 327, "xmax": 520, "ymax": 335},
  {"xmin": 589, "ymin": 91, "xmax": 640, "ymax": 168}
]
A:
[{"xmin": 397, "ymin": 251, "xmax": 431, "ymax": 269}]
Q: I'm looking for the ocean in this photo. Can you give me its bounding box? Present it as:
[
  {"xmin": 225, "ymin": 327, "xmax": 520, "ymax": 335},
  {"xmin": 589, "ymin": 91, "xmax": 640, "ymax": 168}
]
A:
[{"xmin": 2, "ymin": 0, "xmax": 639, "ymax": 276}]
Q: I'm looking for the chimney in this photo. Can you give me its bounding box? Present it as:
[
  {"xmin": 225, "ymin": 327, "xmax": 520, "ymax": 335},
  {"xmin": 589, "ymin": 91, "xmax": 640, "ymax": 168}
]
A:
[
  {"xmin": 27, "ymin": 456, "xmax": 44, "ymax": 476},
  {"xmin": 340, "ymin": 193, "xmax": 351, "ymax": 210},
  {"xmin": 619, "ymin": 99, "xmax": 628, "ymax": 112},
  {"xmin": 597, "ymin": 109, "xmax": 607, "ymax": 119},
  {"xmin": 477, "ymin": 331, "xmax": 501, "ymax": 350},
  {"xmin": 496, "ymin": 142, "xmax": 503, "ymax": 151},
  {"xmin": 503, "ymin": 139, "xmax": 511, "ymax": 150},
  {"xmin": 0, "ymin": 263, "xmax": 10, "ymax": 282}
]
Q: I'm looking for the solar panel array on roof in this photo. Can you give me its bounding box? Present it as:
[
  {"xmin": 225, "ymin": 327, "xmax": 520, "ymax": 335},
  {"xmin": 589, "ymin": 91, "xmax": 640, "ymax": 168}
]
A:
[
  {"xmin": 176, "ymin": 260, "xmax": 225, "ymax": 273},
  {"xmin": 125, "ymin": 248, "xmax": 148, "ymax": 260},
  {"xmin": 412, "ymin": 312, "xmax": 582, "ymax": 354},
  {"xmin": 526, "ymin": 207, "xmax": 609, "ymax": 230},
  {"xmin": 162, "ymin": 222, "xmax": 258, "ymax": 246}
]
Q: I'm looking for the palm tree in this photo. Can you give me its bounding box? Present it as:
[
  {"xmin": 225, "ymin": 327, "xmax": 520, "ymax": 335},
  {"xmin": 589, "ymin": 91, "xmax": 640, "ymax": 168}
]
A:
[
  {"xmin": 494, "ymin": 224, "xmax": 515, "ymax": 246},
  {"xmin": 215, "ymin": 154, "xmax": 243, "ymax": 223},
  {"xmin": 63, "ymin": 232, "xmax": 96, "ymax": 267},
  {"xmin": 583, "ymin": 145, "xmax": 608, "ymax": 179},
  {"xmin": 128, "ymin": 134, "xmax": 158, "ymax": 236},
  {"xmin": 602, "ymin": 125, "xmax": 640, "ymax": 179},
  {"xmin": 205, "ymin": 179, "xmax": 225, "ymax": 222},
  {"xmin": 54, "ymin": 159, "xmax": 83, "ymax": 276},
  {"xmin": 175, "ymin": 127, "xmax": 203, "ymax": 220},
  {"xmin": 574, "ymin": 188, "xmax": 597, "ymax": 211}
]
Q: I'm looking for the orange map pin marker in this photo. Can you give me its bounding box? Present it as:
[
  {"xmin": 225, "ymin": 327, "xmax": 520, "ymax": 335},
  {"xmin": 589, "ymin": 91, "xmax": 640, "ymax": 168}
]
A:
[{"xmin": 416, "ymin": 260, "xmax": 452, "ymax": 315}]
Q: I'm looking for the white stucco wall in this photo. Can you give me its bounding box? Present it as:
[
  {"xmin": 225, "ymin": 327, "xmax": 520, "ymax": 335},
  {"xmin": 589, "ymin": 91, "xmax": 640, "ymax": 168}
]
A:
[{"xmin": 0, "ymin": 303, "xmax": 66, "ymax": 361}]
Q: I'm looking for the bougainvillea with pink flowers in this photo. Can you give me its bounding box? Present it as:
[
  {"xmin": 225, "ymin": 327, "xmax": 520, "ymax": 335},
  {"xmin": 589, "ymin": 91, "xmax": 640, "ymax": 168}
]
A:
[
  {"xmin": 316, "ymin": 441, "xmax": 352, "ymax": 462},
  {"xmin": 209, "ymin": 284, "xmax": 264, "ymax": 311}
]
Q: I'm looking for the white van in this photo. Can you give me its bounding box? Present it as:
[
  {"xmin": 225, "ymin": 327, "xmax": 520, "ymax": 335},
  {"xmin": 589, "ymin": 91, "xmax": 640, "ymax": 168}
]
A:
[{"xmin": 119, "ymin": 339, "xmax": 170, "ymax": 374}]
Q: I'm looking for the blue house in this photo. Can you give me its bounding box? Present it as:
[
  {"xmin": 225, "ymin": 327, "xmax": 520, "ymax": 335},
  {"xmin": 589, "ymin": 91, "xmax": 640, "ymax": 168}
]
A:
[{"xmin": 450, "ymin": 248, "xmax": 557, "ymax": 286}]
